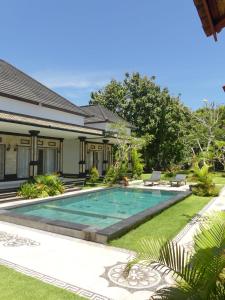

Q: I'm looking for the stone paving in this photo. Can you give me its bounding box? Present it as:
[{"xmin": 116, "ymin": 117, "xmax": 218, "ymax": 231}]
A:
[{"xmin": 0, "ymin": 185, "xmax": 224, "ymax": 299}]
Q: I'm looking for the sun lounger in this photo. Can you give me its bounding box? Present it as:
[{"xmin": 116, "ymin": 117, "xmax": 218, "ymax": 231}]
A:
[
  {"xmin": 170, "ymin": 174, "xmax": 187, "ymax": 187},
  {"xmin": 144, "ymin": 171, "xmax": 161, "ymax": 186}
]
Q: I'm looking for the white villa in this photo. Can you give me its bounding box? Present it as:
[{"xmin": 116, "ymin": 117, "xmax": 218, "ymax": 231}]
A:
[{"xmin": 0, "ymin": 60, "xmax": 132, "ymax": 181}]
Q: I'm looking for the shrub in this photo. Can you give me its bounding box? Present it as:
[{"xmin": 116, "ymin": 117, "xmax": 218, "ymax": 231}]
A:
[
  {"xmin": 88, "ymin": 167, "xmax": 99, "ymax": 185},
  {"xmin": 18, "ymin": 182, "xmax": 40, "ymax": 199},
  {"xmin": 117, "ymin": 162, "xmax": 128, "ymax": 180},
  {"xmin": 192, "ymin": 184, "xmax": 219, "ymax": 197},
  {"xmin": 104, "ymin": 166, "xmax": 117, "ymax": 184},
  {"xmin": 35, "ymin": 174, "xmax": 65, "ymax": 194},
  {"xmin": 18, "ymin": 174, "xmax": 65, "ymax": 199},
  {"xmin": 164, "ymin": 164, "xmax": 181, "ymax": 178},
  {"xmin": 192, "ymin": 163, "xmax": 219, "ymax": 197},
  {"xmin": 131, "ymin": 149, "xmax": 144, "ymax": 179}
]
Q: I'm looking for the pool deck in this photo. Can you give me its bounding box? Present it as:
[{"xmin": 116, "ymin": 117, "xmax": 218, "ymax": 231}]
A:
[{"xmin": 0, "ymin": 184, "xmax": 224, "ymax": 299}]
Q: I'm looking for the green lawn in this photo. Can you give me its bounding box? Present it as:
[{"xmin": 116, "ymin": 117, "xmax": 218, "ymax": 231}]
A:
[
  {"xmin": 110, "ymin": 171, "xmax": 225, "ymax": 252},
  {"xmin": 109, "ymin": 194, "xmax": 211, "ymax": 252},
  {"xmin": 0, "ymin": 265, "xmax": 85, "ymax": 300}
]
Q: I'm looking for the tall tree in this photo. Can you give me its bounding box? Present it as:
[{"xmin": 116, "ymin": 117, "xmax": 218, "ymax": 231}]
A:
[{"xmin": 90, "ymin": 73, "xmax": 191, "ymax": 170}]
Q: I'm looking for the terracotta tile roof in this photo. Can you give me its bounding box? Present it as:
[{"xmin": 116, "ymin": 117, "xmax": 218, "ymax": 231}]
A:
[{"xmin": 0, "ymin": 60, "xmax": 89, "ymax": 117}]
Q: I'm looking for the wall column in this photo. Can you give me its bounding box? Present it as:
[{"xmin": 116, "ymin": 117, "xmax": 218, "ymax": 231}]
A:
[
  {"xmin": 79, "ymin": 136, "xmax": 86, "ymax": 177},
  {"xmin": 59, "ymin": 138, "xmax": 64, "ymax": 175},
  {"xmin": 29, "ymin": 130, "xmax": 40, "ymax": 178},
  {"xmin": 102, "ymin": 139, "xmax": 109, "ymax": 175}
]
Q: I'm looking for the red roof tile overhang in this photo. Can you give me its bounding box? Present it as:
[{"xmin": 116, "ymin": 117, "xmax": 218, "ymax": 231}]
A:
[{"xmin": 194, "ymin": 0, "xmax": 225, "ymax": 41}]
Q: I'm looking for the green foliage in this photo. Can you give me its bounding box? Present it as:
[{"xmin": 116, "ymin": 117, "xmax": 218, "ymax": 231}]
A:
[
  {"xmin": 104, "ymin": 162, "xmax": 128, "ymax": 184},
  {"xmin": 164, "ymin": 164, "xmax": 182, "ymax": 178},
  {"xmin": 104, "ymin": 166, "xmax": 117, "ymax": 184},
  {"xmin": 126, "ymin": 212, "xmax": 225, "ymax": 300},
  {"xmin": 18, "ymin": 182, "xmax": 40, "ymax": 199},
  {"xmin": 18, "ymin": 174, "xmax": 65, "ymax": 199},
  {"xmin": 104, "ymin": 123, "xmax": 144, "ymax": 184},
  {"xmin": 88, "ymin": 167, "xmax": 99, "ymax": 184},
  {"xmin": 90, "ymin": 72, "xmax": 191, "ymax": 170},
  {"xmin": 213, "ymin": 140, "xmax": 225, "ymax": 170},
  {"xmin": 131, "ymin": 148, "xmax": 144, "ymax": 179},
  {"xmin": 188, "ymin": 102, "xmax": 225, "ymax": 170},
  {"xmin": 192, "ymin": 163, "xmax": 219, "ymax": 197}
]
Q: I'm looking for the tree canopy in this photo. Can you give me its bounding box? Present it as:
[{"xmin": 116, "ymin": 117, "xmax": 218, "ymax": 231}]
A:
[{"xmin": 90, "ymin": 72, "xmax": 191, "ymax": 170}]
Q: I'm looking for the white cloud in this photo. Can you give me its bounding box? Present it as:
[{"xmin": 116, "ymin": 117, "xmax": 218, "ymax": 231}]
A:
[{"xmin": 32, "ymin": 70, "xmax": 116, "ymax": 89}]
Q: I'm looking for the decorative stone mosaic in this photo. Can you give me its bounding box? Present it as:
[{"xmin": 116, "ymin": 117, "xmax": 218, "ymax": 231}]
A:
[
  {"xmin": 108, "ymin": 263, "xmax": 161, "ymax": 289},
  {"xmin": 102, "ymin": 262, "xmax": 172, "ymax": 293},
  {"xmin": 0, "ymin": 231, "xmax": 40, "ymax": 247}
]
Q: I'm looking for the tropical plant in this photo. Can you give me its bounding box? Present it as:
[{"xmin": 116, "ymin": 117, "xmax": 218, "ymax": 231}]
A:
[
  {"xmin": 104, "ymin": 165, "xmax": 117, "ymax": 184},
  {"xmin": 18, "ymin": 174, "xmax": 65, "ymax": 199},
  {"xmin": 191, "ymin": 163, "xmax": 218, "ymax": 196},
  {"xmin": 125, "ymin": 212, "xmax": 225, "ymax": 299},
  {"xmin": 104, "ymin": 122, "xmax": 145, "ymax": 184},
  {"xmin": 18, "ymin": 182, "xmax": 40, "ymax": 199},
  {"xmin": 131, "ymin": 148, "xmax": 144, "ymax": 179},
  {"xmin": 88, "ymin": 167, "xmax": 99, "ymax": 185}
]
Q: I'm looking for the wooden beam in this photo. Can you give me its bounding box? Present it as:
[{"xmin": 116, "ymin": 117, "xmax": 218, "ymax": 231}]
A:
[
  {"xmin": 215, "ymin": 17, "xmax": 225, "ymax": 33},
  {"xmin": 202, "ymin": 0, "xmax": 217, "ymax": 41}
]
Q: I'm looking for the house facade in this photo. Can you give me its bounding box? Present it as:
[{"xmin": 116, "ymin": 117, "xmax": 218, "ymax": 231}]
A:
[{"xmin": 0, "ymin": 60, "xmax": 132, "ymax": 181}]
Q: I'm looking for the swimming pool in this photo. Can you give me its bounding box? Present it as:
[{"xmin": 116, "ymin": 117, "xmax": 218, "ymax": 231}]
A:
[{"xmin": 0, "ymin": 187, "xmax": 191, "ymax": 243}]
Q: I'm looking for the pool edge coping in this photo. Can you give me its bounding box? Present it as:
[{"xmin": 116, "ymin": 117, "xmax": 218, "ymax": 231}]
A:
[{"xmin": 0, "ymin": 188, "xmax": 192, "ymax": 244}]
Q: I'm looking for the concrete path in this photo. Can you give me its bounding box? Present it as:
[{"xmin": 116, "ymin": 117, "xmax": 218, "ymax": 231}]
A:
[{"xmin": 0, "ymin": 221, "xmax": 166, "ymax": 300}]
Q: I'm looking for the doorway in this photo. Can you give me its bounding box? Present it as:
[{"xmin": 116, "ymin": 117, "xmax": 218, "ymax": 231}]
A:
[
  {"xmin": 38, "ymin": 148, "xmax": 57, "ymax": 175},
  {"xmin": 88, "ymin": 151, "xmax": 103, "ymax": 175}
]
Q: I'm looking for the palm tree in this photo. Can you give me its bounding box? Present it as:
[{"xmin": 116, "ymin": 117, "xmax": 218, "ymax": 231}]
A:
[{"xmin": 125, "ymin": 212, "xmax": 225, "ymax": 299}]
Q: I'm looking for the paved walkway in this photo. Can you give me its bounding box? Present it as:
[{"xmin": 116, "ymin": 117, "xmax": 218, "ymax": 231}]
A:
[{"xmin": 0, "ymin": 186, "xmax": 224, "ymax": 299}]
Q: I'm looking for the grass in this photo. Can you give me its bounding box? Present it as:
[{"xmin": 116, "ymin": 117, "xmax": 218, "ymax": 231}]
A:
[
  {"xmin": 0, "ymin": 265, "xmax": 85, "ymax": 300},
  {"xmin": 109, "ymin": 194, "xmax": 211, "ymax": 252},
  {"xmin": 110, "ymin": 171, "xmax": 225, "ymax": 252}
]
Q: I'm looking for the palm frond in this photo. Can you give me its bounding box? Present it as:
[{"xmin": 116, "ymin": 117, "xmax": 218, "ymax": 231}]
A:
[
  {"xmin": 194, "ymin": 212, "xmax": 225, "ymax": 251},
  {"xmin": 150, "ymin": 285, "xmax": 200, "ymax": 300},
  {"xmin": 126, "ymin": 238, "xmax": 203, "ymax": 287}
]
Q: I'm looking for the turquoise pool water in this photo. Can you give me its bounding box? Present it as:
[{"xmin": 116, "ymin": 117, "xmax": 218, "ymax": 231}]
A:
[{"xmin": 10, "ymin": 188, "xmax": 178, "ymax": 230}]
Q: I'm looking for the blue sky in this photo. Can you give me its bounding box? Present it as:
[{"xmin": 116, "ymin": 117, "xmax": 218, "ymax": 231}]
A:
[{"xmin": 0, "ymin": 0, "xmax": 224, "ymax": 109}]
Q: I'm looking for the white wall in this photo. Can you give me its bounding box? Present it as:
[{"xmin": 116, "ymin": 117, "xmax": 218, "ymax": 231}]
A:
[
  {"xmin": 0, "ymin": 95, "xmax": 84, "ymax": 126},
  {"xmin": 63, "ymin": 139, "xmax": 80, "ymax": 175}
]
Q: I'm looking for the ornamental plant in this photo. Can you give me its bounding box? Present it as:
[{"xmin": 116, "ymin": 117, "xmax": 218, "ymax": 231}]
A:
[
  {"xmin": 88, "ymin": 167, "xmax": 99, "ymax": 185},
  {"xmin": 191, "ymin": 163, "xmax": 219, "ymax": 197},
  {"xmin": 131, "ymin": 148, "xmax": 144, "ymax": 179},
  {"xmin": 18, "ymin": 174, "xmax": 65, "ymax": 199},
  {"xmin": 125, "ymin": 212, "xmax": 225, "ymax": 299}
]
